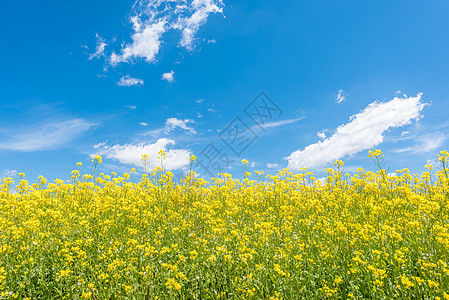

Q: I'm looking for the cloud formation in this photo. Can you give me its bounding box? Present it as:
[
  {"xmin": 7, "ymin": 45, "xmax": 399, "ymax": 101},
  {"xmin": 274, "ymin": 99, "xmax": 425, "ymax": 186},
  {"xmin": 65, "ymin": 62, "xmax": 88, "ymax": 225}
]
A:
[
  {"xmin": 0, "ymin": 119, "xmax": 97, "ymax": 152},
  {"xmin": 317, "ymin": 130, "xmax": 326, "ymax": 139},
  {"xmin": 173, "ymin": 0, "xmax": 224, "ymax": 49},
  {"xmin": 117, "ymin": 75, "xmax": 144, "ymax": 87},
  {"xmin": 165, "ymin": 117, "xmax": 196, "ymax": 134},
  {"xmin": 256, "ymin": 117, "xmax": 306, "ymax": 130},
  {"xmin": 1, "ymin": 169, "xmax": 17, "ymax": 178},
  {"xmin": 93, "ymin": 138, "xmax": 191, "ymax": 170},
  {"xmin": 287, "ymin": 94, "xmax": 426, "ymax": 170},
  {"xmin": 395, "ymin": 132, "xmax": 445, "ymax": 154},
  {"xmin": 110, "ymin": 20, "xmax": 166, "ymax": 65},
  {"xmin": 88, "ymin": 34, "xmax": 108, "ymax": 60},
  {"xmin": 108, "ymin": 0, "xmax": 224, "ymax": 66},
  {"xmin": 336, "ymin": 89, "xmax": 346, "ymax": 104},
  {"xmin": 162, "ymin": 71, "xmax": 175, "ymax": 82}
]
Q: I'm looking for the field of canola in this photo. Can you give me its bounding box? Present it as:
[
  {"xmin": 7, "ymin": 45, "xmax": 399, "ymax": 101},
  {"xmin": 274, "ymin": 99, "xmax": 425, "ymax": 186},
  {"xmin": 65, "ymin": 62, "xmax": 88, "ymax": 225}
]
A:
[{"xmin": 1, "ymin": 150, "xmax": 449, "ymax": 299}]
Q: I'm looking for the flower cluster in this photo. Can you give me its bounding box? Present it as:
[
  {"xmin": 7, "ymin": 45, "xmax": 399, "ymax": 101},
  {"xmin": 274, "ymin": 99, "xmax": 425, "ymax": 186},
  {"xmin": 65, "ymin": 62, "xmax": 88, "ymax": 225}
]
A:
[{"xmin": 0, "ymin": 151, "xmax": 449, "ymax": 299}]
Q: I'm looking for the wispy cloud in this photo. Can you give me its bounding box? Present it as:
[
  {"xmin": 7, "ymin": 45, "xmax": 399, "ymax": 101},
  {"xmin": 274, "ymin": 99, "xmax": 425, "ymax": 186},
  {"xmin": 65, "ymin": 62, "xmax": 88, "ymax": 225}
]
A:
[
  {"xmin": 287, "ymin": 93, "xmax": 426, "ymax": 170},
  {"xmin": 88, "ymin": 34, "xmax": 108, "ymax": 60},
  {"xmin": 0, "ymin": 119, "xmax": 97, "ymax": 152},
  {"xmin": 395, "ymin": 132, "xmax": 446, "ymax": 154},
  {"xmin": 107, "ymin": 0, "xmax": 224, "ymax": 66},
  {"xmin": 141, "ymin": 117, "xmax": 197, "ymax": 137},
  {"xmin": 93, "ymin": 138, "xmax": 191, "ymax": 170},
  {"xmin": 336, "ymin": 89, "xmax": 346, "ymax": 104},
  {"xmin": 266, "ymin": 163, "xmax": 279, "ymax": 169},
  {"xmin": 173, "ymin": 0, "xmax": 224, "ymax": 49},
  {"xmin": 117, "ymin": 75, "xmax": 144, "ymax": 87},
  {"xmin": 1, "ymin": 169, "xmax": 17, "ymax": 178},
  {"xmin": 165, "ymin": 117, "xmax": 196, "ymax": 134},
  {"xmin": 260, "ymin": 117, "xmax": 306, "ymax": 130},
  {"xmin": 162, "ymin": 70, "xmax": 175, "ymax": 82}
]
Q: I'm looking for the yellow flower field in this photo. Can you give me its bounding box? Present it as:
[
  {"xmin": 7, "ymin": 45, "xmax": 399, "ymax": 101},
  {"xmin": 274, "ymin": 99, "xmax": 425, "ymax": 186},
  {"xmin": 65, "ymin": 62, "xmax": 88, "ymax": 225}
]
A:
[{"xmin": 1, "ymin": 150, "xmax": 449, "ymax": 299}]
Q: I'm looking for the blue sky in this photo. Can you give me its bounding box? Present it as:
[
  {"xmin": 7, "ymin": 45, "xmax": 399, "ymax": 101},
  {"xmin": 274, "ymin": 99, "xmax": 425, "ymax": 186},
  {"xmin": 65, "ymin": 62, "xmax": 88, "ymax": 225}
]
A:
[{"xmin": 1, "ymin": 0, "xmax": 449, "ymax": 181}]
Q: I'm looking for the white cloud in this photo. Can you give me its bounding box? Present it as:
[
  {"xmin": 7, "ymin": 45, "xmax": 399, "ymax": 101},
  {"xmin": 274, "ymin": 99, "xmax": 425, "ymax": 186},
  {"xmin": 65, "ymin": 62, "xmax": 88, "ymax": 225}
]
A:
[
  {"xmin": 139, "ymin": 122, "xmax": 149, "ymax": 126},
  {"xmin": 266, "ymin": 163, "xmax": 279, "ymax": 169},
  {"xmin": 110, "ymin": 19, "xmax": 166, "ymax": 65},
  {"xmin": 140, "ymin": 117, "xmax": 198, "ymax": 137},
  {"xmin": 336, "ymin": 89, "xmax": 346, "ymax": 104},
  {"xmin": 317, "ymin": 130, "xmax": 326, "ymax": 139},
  {"xmin": 93, "ymin": 142, "xmax": 107, "ymax": 149},
  {"xmin": 287, "ymin": 93, "xmax": 426, "ymax": 170},
  {"xmin": 174, "ymin": 0, "xmax": 224, "ymax": 49},
  {"xmin": 107, "ymin": 0, "xmax": 224, "ymax": 66},
  {"xmin": 126, "ymin": 105, "xmax": 137, "ymax": 109},
  {"xmin": 162, "ymin": 70, "xmax": 175, "ymax": 82},
  {"xmin": 2, "ymin": 169, "xmax": 17, "ymax": 178},
  {"xmin": 395, "ymin": 132, "xmax": 445, "ymax": 154},
  {"xmin": 117, "ymin": 75, "xmax": 144, "ymax": 87},
  {"xmin": 260, "ymin": 117, "xmax": 305, "ymax": 130},
  {"xmin": 196, "ymin": 99, "xmax": 205, "ymax": 103},
  {"xmin": 93, "ymin": 138, "xmax": 191, "ymax": 170},
  {"xmin": 0, "ymin": 119, "xmax": 97, "ymax": 152},
  {"xmin": 88, "ymin": 34, "xmax": 108, "ymax": 60},
  {"xmin": 165, "ymin": 117, "xmax": 196, "ymax": 134}
]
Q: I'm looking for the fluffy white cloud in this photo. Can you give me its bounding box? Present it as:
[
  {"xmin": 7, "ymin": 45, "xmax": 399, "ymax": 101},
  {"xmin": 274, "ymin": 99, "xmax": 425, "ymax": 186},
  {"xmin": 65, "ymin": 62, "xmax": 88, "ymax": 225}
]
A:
[
  {"xmin": 165, "ymin": 117, "xmax": 196, "ymax": 134},
  {"xmin": 106, "ymin": 0, "xmax": 224, "ymax": 66},
  {"xmin": 287, "ymin": 94, "xmax": 426, "ymax": 170},
  {"xmin": 317, "ymin": 130, "xmax": 326, "ymax": 139},
  {"xmin": 117, "ymin": 75, "xmax": 144, "ymax": 87},
  {"xmin": 162, "ymin": 70, "xmax": 175, "ymax": 82},
  {"xmin": 0, "ymin": 119, "xmax": 97, "ymax": 152},
  {"xmin": 111, "ymin": 19, "xmax": 166, "ymax": 65},
  {"xmin": 94, "ymin": 138, "xmax": 191, "ymax": 170},
  {"xmin": 88, "ymin": 34, "xmax": 108, "ymax": 60},
  {"xmin": 266, "ymin": 163, "xmax": 279, "ymax": 169}
]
